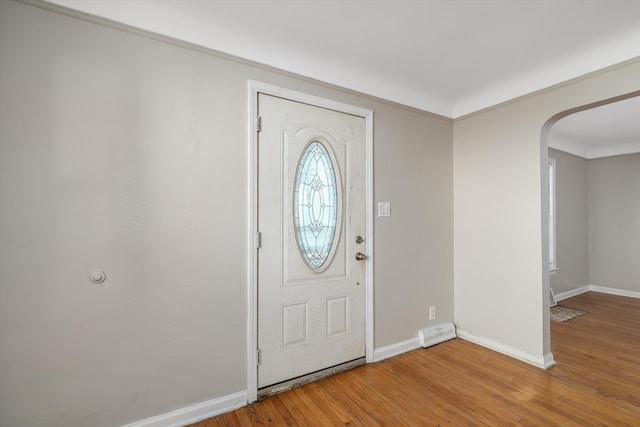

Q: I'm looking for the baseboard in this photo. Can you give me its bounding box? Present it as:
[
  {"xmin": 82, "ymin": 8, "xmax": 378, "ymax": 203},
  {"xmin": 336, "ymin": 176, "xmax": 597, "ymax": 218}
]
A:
[
  {"xmin": 554, "ymin": 286, "xmax": 589, "ymax": 302},
  {"xmin": 542, "ymin": 352, "xmax": 556, "ymax": 369},
  {"xmin": 554, "ymin": 285, "xmax": 640, "ymax": 302},
  {"xmin": 456, "ymin": 328, "xmax": 555, "ymax": 369},
  {"xmin": 588, "ymin": 285, "xmax": 640, "ymax": 299},
  {"xmin": 122, "ymin": 391, "xmax": 247, "ymax": 427},
  {"xmin": 372, "ymin": 337, "xmax": 421, "ymax": 362},
  {"xmin": 373, "ymin": 324, "xmax": 458, "ymax": 363}
]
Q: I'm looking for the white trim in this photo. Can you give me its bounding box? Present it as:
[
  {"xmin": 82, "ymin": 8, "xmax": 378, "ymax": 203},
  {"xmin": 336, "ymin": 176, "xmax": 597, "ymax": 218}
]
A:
[
  {"xmin": 372, "ymin": 337, "xmax": 422, "ymax": 363},
  {"xmin": 364, "ymin": 97, "xmax": 375, "ymax": 364},
  {"xmin": 548, "ymin": 158, "xmax": 557, "ymax": 271},
  {"xmin": 418, "ymin": 322, "xmax": 457, "ymax": 348},
  {"xmin": 554, "ymin": 285, "xmax": 640, "ymax": 301},
  {"xmin": 554, "ymin": 286, "xmax": 590, "ymax": 302},
  {"xmin": 372, "ymin": 324, "xmax": 457, "ymax": 363},
  {"xmin": 549, "ymin": 138, "xmax": 640, "ymax": 159},
  {"xmin": 542, "ymin": 352, "xmax": 556, "ymax": 369},
  {"xmin": 549, "ymin": 288, "xmax": 558, "ymax": 308},
  {"xmin": 587, "ymin": 141, "xmax": 640, "ymax": 159},
  {"xmin": 588, "ymin": 285, "xmax": 640, "ymax": 299},
  {"xmin": 247, "ymin": 81, "xmax": 259, "ymax": 404},
  {"xmin": 456, "ymin": 328, "xmax": 556, "ymax": 369},
  {"xmin": 121, "ymin": 391, "xmax": 247, "ymax": 427},
  {"xmin": 247, "ymin": 80, "xmax": 374, "ymax": 403}
]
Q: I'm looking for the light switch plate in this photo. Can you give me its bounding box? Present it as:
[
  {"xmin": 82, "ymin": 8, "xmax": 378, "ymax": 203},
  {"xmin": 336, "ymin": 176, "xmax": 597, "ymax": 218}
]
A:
[{"xmin": 378, "ymin": 202, "xmax": 391, "ymax": 217}]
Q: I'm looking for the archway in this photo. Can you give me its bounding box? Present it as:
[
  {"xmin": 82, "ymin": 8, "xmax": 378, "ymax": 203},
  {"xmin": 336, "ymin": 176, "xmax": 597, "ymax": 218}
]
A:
[{"xmin": 540, "ymin": 90, "xmax": 640, "ymax": 363}]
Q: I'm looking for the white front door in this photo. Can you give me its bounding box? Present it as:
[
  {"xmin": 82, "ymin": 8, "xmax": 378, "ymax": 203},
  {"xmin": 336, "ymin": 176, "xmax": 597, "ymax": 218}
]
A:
[{"xmin": 257, "ymin": 93, "xmax": 367, "ymax": 388}]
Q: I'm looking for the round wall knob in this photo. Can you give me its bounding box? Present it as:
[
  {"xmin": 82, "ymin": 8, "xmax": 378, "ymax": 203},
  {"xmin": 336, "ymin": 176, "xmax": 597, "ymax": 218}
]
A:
[{"xmin": 89, "ymin": 271, "xmax": 107, "ymax": 284}]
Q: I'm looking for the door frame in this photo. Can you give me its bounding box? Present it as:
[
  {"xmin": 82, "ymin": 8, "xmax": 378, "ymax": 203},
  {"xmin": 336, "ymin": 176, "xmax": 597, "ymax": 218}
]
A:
[{"xmin": 247, "ymin": 80, "xmax": 374, "ymax": 403}]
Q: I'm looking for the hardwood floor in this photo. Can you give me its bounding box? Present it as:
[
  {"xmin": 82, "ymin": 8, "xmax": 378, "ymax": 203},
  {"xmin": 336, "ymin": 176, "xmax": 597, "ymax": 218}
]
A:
[{"xmin": 191, "ymin": 292, "xmax": 640, "ymax": 426}]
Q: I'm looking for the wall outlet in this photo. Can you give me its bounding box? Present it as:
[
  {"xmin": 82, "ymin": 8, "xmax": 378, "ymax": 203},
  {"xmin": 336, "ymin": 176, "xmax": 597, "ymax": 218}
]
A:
[{"xmin": 429, "ymin": 306, "xmax": 436, "ymax": 320}]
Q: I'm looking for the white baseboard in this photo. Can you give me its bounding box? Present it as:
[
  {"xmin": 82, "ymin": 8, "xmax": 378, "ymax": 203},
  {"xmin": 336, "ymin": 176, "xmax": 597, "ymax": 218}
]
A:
[
  {"xmin": 456, "ymin": 328, "xmax": 556, "ymax": 369},
  {"xmin": 372, "ymin": 337, "xmax": 421, "ymax": 362},
  {"xmin": 554, "ymin": 285, "xmax": 640, "ymax": 302},
  {"xmin": 542, "ymin": 352, "xmax": 556, "ymax": 369},
  {"xmin": 554, "ymin": 286, "xmax": 590, "ymax": 301},
  {"xmin": 588, "ymin": 285, "xmax": 640, "ymax": 299},
  {"xmin": 122, "ymin": 391, "xmax": 247, "ymax": 427},
  {"xmin": 373, "ymin": 324, "xmax": 458, "ymax": 363}
]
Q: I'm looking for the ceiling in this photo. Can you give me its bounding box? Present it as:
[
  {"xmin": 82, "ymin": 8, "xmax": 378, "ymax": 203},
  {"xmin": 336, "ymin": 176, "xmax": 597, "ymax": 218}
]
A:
[
  {"xmin": 43, "ymin": 0, "xmax": 640, "ymax": 157},
  {"xmin": 549, "ymin": 95, "xmax": 640, "ymax": 159}
]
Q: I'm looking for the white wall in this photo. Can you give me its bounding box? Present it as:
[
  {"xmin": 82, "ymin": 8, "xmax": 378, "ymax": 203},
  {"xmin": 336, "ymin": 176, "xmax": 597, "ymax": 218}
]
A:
[
  {"xmin": 548, "ymin": 148, "xmax": 589, "ymax": 295},
  {"xmin": 0, "ymin": 2, "xmax": 453, "ymax": 426},
  {"xmin": 588, "ymin": 153, "xmax": 640, "ymax": 292},
  {"xmin": 453, "ymin": 60, "xmax": 640, "ymax": 365}
]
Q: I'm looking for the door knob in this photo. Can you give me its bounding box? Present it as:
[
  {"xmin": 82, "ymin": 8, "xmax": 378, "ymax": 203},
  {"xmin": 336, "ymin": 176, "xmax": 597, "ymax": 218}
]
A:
[{"xmin": 355, "ymin": 252, "xmax": 367, "ymax": 261}]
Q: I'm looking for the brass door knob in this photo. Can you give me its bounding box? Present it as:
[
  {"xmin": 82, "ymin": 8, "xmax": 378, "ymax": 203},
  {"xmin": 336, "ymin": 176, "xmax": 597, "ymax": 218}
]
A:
[{"xmin": 355, "ymin": 252, "xmax": 367, "ymax": 261}]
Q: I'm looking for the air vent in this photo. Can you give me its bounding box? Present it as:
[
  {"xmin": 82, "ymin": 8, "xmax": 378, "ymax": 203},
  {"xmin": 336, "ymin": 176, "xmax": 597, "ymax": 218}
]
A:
[{"xmin": 419, "ymin": 322, "xmax": 456, "ymax": 348}]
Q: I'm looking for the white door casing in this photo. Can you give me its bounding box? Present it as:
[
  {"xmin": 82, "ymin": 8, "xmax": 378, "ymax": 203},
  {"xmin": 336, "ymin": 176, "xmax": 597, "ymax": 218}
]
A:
[
  {"xmin": 258, "ymin": 93, "xmax": 365, "ymax": 388},
  {"xmin": 247, "ymin": 81, "xmax": 374, "ymax": 402}
]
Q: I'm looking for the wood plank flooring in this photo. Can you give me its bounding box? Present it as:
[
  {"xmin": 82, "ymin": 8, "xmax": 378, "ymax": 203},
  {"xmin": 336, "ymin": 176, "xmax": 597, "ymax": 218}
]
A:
[{"xmin": 191, "ymin": 292, "xmax": 640, "ymax": 426}]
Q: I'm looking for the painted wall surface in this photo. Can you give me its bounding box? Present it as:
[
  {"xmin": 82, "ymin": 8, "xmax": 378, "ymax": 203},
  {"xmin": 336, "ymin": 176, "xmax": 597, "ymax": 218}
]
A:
[
  {"xmin": 548, "ymin": 148, "xmax": 589, "ymax": 295},
  {"xmin": 0, "ymin": 2, "xmax": 452, "ymax": 426},
  {"xmin": 373, "ymin": 106, "xmax": 453, "ymax": 346},
  {"xmin": 453, "ymin": 60, "xmax": 640, "ymax": 361},
  {"xmin": 588, "ymin": 153, "xmax": 640, "ymax": 292}
]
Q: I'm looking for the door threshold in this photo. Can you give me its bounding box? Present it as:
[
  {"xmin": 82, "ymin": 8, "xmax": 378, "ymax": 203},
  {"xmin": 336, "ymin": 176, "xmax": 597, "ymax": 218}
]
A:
[{"xmin": 257, "ymin": 357, "xmax": 365, "ymax": 400}]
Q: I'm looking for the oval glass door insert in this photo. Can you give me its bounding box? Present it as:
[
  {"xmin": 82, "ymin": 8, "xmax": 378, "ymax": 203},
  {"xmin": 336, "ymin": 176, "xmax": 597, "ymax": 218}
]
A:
[{"xmin": 293, "ymin": 140, "xmax": 341, "ymax": 271}]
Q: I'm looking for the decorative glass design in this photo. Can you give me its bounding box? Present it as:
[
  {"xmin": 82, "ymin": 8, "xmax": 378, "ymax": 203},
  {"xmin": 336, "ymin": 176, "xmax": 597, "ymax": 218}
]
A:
[{"xmin": 293, "ymin": 140, "xmax": 341, "ymax": 271}]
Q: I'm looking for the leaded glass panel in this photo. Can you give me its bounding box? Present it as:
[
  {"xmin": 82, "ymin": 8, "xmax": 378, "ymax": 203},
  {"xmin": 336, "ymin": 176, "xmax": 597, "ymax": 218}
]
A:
[{"xmin": 293, "ymin": 140, "xmax": 340, "ymax": 271}]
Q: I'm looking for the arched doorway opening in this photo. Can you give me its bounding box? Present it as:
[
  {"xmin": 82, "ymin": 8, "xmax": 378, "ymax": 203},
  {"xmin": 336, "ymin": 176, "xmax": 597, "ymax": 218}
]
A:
[{"xmin": 540, "ymin": 90, "xmax": 640, "ymax": 363}]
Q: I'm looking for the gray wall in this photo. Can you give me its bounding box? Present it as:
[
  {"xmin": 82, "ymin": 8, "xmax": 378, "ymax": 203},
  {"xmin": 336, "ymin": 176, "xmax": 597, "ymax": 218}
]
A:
[
  {"xmin": 453, "ymin": 58, "xmax": 640, "ymax": 363},
  {"xmin": 547, "ymin": 149, "xmax": 639, "ymax": 296},
  {"xmin": 548, "ymin": 148, "xmax": 589, "ymax": 295},
  {"xmin": 589, "ymin": 153, "xmax": 640, "ymax": 292},
  {"xmin": 0, "ymin": 2, "xmax": 453, "ymax": 426}
]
